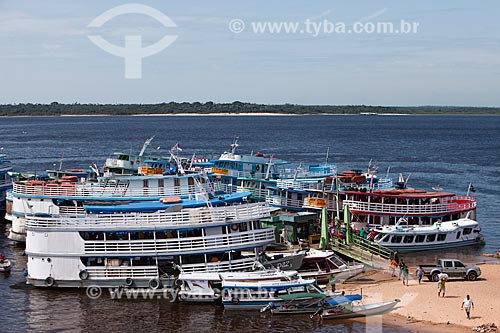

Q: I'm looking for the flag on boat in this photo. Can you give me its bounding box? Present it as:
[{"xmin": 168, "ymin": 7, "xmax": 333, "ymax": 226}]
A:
[
  {"xmin": 468, "ymin": 184, "xmax": 475, "ymax": 192},
  {"xmin": 173, "ymin": 143, "xmax": 183, "ymax": 151}
]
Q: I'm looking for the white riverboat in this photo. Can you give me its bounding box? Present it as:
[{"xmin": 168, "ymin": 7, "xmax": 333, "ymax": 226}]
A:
[
  {"xmin": 373, "ymin": 216, "xmax": 483, "ymax": 252},
  {"xmin": 24, "ymin": 202, "xmax": 275, "ymax": 288},
  {"xmin": 0, "ymin": 154, "xmax": 13, "ymax": 211},
  {"xmin": 176, "ymin": 269, "xmax": 300, "ymax": 302},
  {"xmin": 8, "ymin": 170, "xmax": 223, "ymax": 242}
]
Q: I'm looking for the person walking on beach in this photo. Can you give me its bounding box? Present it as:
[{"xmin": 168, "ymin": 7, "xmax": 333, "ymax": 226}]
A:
[
  {"xmin": 461, "ymin": 295, "xmax": 474, "ymax": 319},
  {"xmin": 402, "ymin": 265, "xmax": 409, "ymax": 286},
  {"xmin": 438, "ymin": 275, "xmax": 447, "ymax": 297},
  {"xmin": 416, "ymin": 266, "xmax": 424, "ymax": 285},
  {"xmin": 398, "ymin": 259, "xmax": 405, "ymax": 280},
  {"xmin": 390, "ymin": 259, "xmax": 398, "ymax": 277}
]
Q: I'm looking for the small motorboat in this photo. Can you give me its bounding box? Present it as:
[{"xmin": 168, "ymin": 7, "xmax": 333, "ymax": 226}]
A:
[
  {"xmin": 0, "ymin": 257, "xmax": 12, "ymax": 273},
  {"xmin": 321, "ymin": 298, "xmax": 400, "ymax": 319}
]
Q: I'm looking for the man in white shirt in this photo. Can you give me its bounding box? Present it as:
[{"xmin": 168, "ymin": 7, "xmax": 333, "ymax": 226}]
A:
[{"xmin": 461, "ymin": 294, "xmax": 474, "ymax": 319}]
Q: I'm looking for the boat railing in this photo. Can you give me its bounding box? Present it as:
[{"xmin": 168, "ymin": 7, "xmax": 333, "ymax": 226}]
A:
[
  {"xmin": 348, "ymin": 233, "xmax": 394, "ymax": 261},
  {"xmin": 86, "ymin": 265, "xmax": 159, "ymax": 279},
  {"xmin": 82, "ymin": 229, "xmax": 275, "ymax": 255},
  {"xmin": 266, "ymin": 197, "xmax": 305, "ymax": 209},
  {"xmin": 0, "ymin": 179, "xmax": 12, "ymax": 187},
  {"xmin": 215, "ymin": 183, "xmax": 238, "ymax": 194},
  {"xmin": 343, "ymin": 196, "xmax": 476, "ymax": 215},
  {"xmin": 59, "ymin": 206, "xmax": 86, "ymax": 215},
  {"xmin": 275, "ymin": 179, "xmax": 331, "ymax": 191},
  {"xmin": 180, "ymin": 257, "xmax": 258, "ymax": 273},
  {"xmin": 12, "ymin": 182, "xmax": 207, "ymax": 198},
  {"xmin": 25, "ymin": 203, "xmax": 271, "ymax": 229},
  {"xmin": 279, "ymin": 166, "xmax": 335, "ymax": 179},
  {"xmin": 236, "ymin": 186, "xmax": 268, "ymax": 199}
]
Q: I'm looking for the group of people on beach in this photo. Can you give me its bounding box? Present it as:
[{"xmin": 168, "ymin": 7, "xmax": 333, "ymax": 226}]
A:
[
  {"xmin": 390, "ymin": 252, "xmax": 475, "ymax": 319},
  {"xmin": 390, "ymin": 253, "xmax": 410, "ymax": 286}
]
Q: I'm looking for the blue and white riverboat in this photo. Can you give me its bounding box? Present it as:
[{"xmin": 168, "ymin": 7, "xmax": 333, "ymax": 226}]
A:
[{"xmin": 0, "ymin": 154, "xmax": 13, "ymax": 211}]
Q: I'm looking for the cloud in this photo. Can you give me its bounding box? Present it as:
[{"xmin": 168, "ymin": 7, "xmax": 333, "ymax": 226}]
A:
[
  {"xmin": 356, "ymin": 8, "xmax": 388, "ymax": 22},
  {"xmin": 309, "ymin": 9, "xmax": 334, "ymax": 21},
  {"xmin": 0, "ymin": 14, "xmax": 86, "ymax": 36}
]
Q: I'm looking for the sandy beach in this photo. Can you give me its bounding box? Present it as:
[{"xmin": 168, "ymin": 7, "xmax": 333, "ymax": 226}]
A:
[{"xmin": 337, "ymin": 262, "xmax": 500, "ymax": 332}]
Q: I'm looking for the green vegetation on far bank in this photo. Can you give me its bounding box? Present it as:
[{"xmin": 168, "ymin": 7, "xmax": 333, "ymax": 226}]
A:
[{"xmin": 1, "ymin": 102, "xmax": 500, "ymax": 116}]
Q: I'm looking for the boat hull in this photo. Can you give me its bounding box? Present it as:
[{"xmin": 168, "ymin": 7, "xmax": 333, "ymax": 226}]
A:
[{"xmin": 322, "ymin": 300, "xmax": 400, "ymax": 319}]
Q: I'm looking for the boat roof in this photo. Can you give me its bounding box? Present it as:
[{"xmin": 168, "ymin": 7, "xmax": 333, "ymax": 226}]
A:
[
  {"xmin": 83, "ymin": 192, "xmax": 251, "ymax": 213},
  {"xmin": 326, "ymin": 294, "xmax": 362, "ymax": 306}
]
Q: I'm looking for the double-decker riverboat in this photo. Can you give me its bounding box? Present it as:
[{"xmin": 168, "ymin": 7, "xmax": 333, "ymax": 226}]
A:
[
  {"xmin": 24, "ymin": 202, "xmax": 275, "ymax": 288},
  {"xmin": 0, "ymin": 154, "xmax": 13, "ymax": 211}
]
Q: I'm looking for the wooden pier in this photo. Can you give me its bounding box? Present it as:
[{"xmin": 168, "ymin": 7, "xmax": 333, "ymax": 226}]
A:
[{"xmin": 331, "ymin": 233, "xmax": 394, "ymax": 270}]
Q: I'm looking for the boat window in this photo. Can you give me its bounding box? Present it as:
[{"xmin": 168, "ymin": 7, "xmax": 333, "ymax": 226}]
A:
[
  {"xmin": 403, "ymin": 235, "xmax": 414, "ymax": 243},
  {"xmin": 463, "ymin": 228, "xmax": 472, "ymax": 235},
  {"xmin": 456, "ymin": 231, "xmax": 461, "ymax": 239},
  {"xmin": 239, "ymin": 222, "xmax": 248, "ymax": 232},
  {"xmin": 158, "ymin": 179, "xmax": 164, "ymax": 188},
  {"xmin": 437, "ymin": 234, "xmax": 447, "ymax": 242},
  {"xmin": 390, "ymin": 235, "xmax": 402, "ymax": 243},
  {"xmin": 79, "ymin": 231, "xmax": 104, "ymax": 240},
  {"xmin": 426, "ymin": 234, "xmax": 436, "ymax": 242},
  {"xmin": 415, "ymin": 235, "xmax": 425, "ymax": 243}
]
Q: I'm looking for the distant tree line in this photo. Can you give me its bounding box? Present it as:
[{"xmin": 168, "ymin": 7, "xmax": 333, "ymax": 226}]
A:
[{"xmin": 0, "ymin": 102, "xmax": 499, "ymax": 116}]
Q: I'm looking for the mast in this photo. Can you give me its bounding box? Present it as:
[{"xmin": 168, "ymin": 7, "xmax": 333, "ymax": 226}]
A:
[
  {"xmin": 265, "ymin": 155, "xmax": 273, "ymax": 180},
  {"xmin": 138, "ymin": 136, "xmax": 155, "ymax": 157},
  {"xmin": 229, "ymin": 137, "xmax": 239, "ymax": 154}
]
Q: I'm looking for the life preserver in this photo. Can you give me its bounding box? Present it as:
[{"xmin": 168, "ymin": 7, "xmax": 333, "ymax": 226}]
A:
[
  {"xmin": 45, "ymin": 276, "xmax": 55, "ymax": 287},
  {"xmin": 231, "ymin": 224, "xmax": 239, "ymax": 232},
  {"xmin": 125, "ymin": 277, "xmax": 134, "ymax": 287},
  {"xmin": 79, "ymin": 270, "xmax": 89, "ymax": 280},
  {"xmin": 231, "ymin": 297, "xmax": 239, "ymax": 305},
  {"xmin": 160, "ymin": 197, "xmax": 183, "ymax": 204},
  {"xmin": 149, "ymin": 278, "xmax": 160, "ymax": 289},
  {"xmin": 255, "ymin": 165, "xmax": 260, "ymax": 171}
]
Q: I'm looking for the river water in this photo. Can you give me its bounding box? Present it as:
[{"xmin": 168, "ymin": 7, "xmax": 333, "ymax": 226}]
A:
[{"xmin": 0, "ymin": 115, "xmax": 499, "ymax": 332}]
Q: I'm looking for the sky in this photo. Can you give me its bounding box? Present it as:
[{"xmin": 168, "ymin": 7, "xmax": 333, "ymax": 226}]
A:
[{"xmin": 0, "ymin": 0, "xmax": 499, "ymax": 106}]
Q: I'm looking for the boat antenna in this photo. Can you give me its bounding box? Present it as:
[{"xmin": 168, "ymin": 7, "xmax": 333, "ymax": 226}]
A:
[
  {"xmin": 405, "ymin": 173, "xmax": 411, "ymax": 187},
  {"xmin": 325, "ymin": 147, "xmax": 330, "ymax": 165},
  {"xmin": 89, "ymin": 164, "xmax": 100, "ymax": 176},
  {"xmin": 188, "ymin": 153, "xmax": 196, "ymax": 170},
  {"xmin": 293, "ymin": 162, "xmax": 302, "ymax": 181},
  {"xmin": 386, "ymin": 166, "xmax": 391, "ymax": 178},
  {"xmin": 229, "ymin": 136, "xmax": 239, "ymax": 154},
  {"xmin": 59, "ymin": 152, "xmax": 64, "ymax": 171},
  {"xmin": 139, "ymin": 136, "xmax": 155, "ymax": 157},
  {"xmin": 265, "ymin": 155, "xmax": 273, "ymax": 180},
  {"xmin": 169, "ymin": 144, "xmax": 185, "ymax": 175}
]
